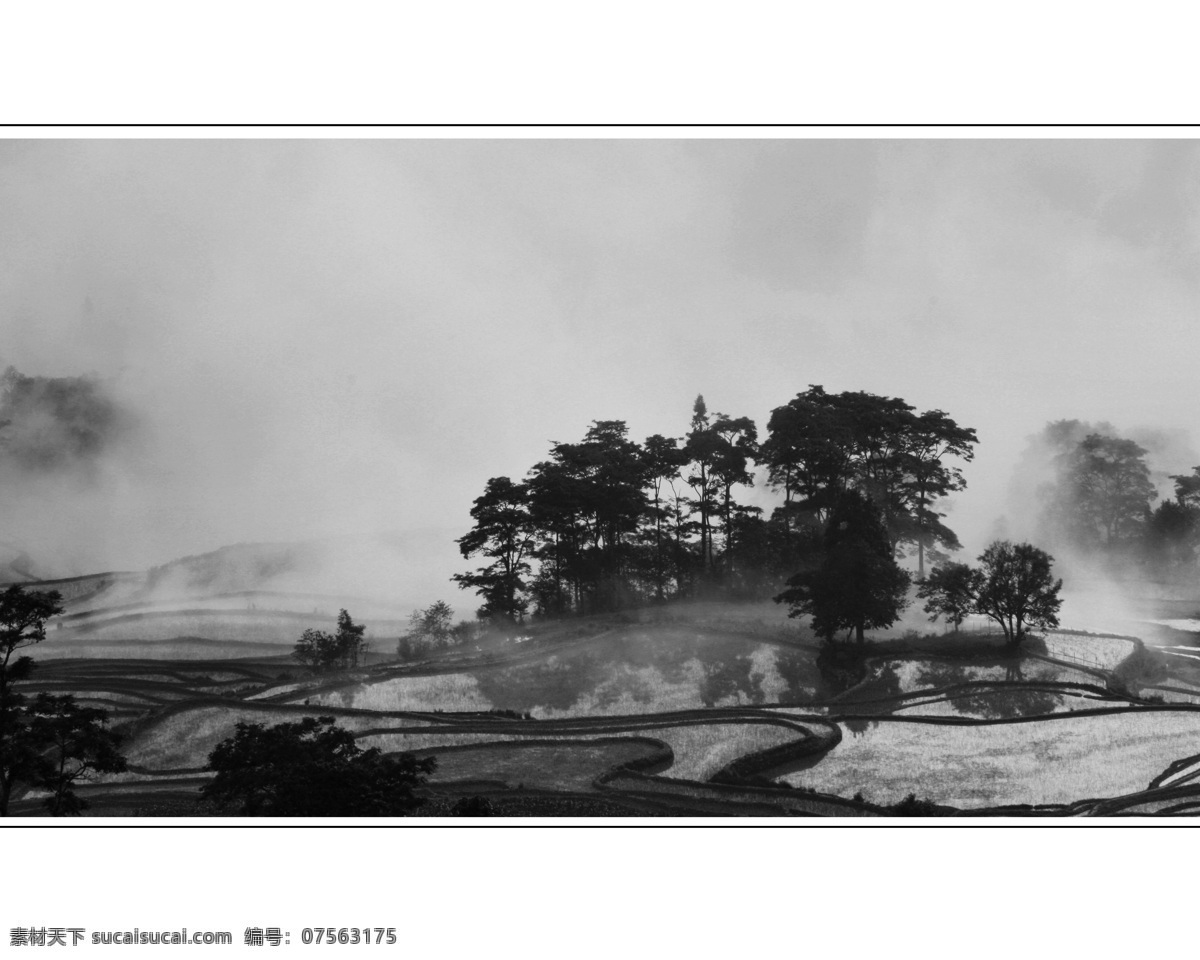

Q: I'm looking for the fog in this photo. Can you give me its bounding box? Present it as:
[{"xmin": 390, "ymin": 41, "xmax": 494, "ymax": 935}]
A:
[{"xmin": 3, "ymin": 138, "xmax": 1200, "ymax": 608}]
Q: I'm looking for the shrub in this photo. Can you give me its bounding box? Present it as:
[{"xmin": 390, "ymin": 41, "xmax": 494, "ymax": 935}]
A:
[
  {"xmin": 396, "ymin": 635, "xmax": 429, "ymax": 662},
  {"xmin": 450, "ymin": 795, "xmax": 495, "ymax": 816},
  {"xmin": 293, "ymin": 610, "xmax": 368, "ymax": 673},
  {"xmin": 203, "ymin": 716, "xmax": 435, "ymax": 816},
  {"xmin": 888, "ymin": 792, "xmax": 953, "ymax": 816},
  {"xmin": 404, "ymin": 601, "xmax": 456, "ymax": 650}
]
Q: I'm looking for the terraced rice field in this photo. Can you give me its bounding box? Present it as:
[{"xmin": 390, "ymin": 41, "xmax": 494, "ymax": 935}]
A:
[
  {"xmin": 300, "ymin": 630, "xmax": 824, "ymax": 718},
  {"xmin": 1039, "ymin": 632, "xmax": 1138, "ymax": 670},
  {"xmin": 19, "ymin": 596, "xmax": 1200, "ymax": 818},
  {"xmin": 421, "ymin": 740, "xmax": 666, "ymax": 792},
  {"xmin": 357, "ymin": 717, "xmax": 807, "ymax": 783},
  {"xmin": 891, "ymin": 690, "xmax": 1118, "ymax": 719},
  {"xmin": 117, "ymin": 703, "xmax": 443, "ymax": 770},
  {"xmin": 783, "ymin": 710, "xmax": 1200, "ymax": 808}
]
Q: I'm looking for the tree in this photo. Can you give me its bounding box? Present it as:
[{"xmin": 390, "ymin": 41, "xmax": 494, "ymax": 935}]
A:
[
  {"xmin": 450, "ymin": 795, "xmax": 495, "ymax": 816},
  {"xmin": 1063, "ymin": 434, "xmax": 1156, "ymax": 547},
  {"xmin": 29, "ymin": 693, "xmax": 127, "ymax": 816},
  {"xmin": 706, "ymin": 413, "xmax": 759, "ymax": 578},
  {"xmin": 642, "ymin": 433, "xmax": 688, "ymax": 600},
  {"xmin": 683, "ymin": 395, "xmax": 722, "ymax": 580},
  {"xmin": 292, "ymin": 609, "xmax": 367, "ymax": 673},
  {"xmin": 334, "ymin": 608, "xmax": 367, "ymax": 668},
  {"xmin": 774, "ymin": 491, "xmax": 910, "ymax": 647},
  {"xmin": 759, "ymin": 387, "xmax": 976, "ymax": 569},
  {"xmin": 897, "ymin": 410, "xmax": 978, "ymax": 577},
  {"xmin": 1145, "ymin": 499, "xmax": 1200, "ymax": 572},
  {"xmin": 292, "ymin": 628, "xmax": 340, "ymax": 673},
  {"xmin": 403, "ymin": 601, "xmax": 455, "ymax": 652},
  {"xmin": 759, "ymin": 386, "xmax": 854, "ymax": 529},
  {"xmin": 203, "ymin": 716, "xmax": 436, "ymax": 816},
  {"xmin": 0, "ymin": 585, "xmax": 64, "ymax": 711},
  {"xmin": 916, "ymin": 561, "xmax": 983, "ymax": 632},
  {"xmin": 1144, "ymin": 468, "xmax": 1200, "ymax": 573},
  {"xmin": 1172, "ymin": 466, "xmax": 1200, "ymax": 509},
  {"xmin": 973, "ymin": 541, "xmax": 1063, "ymax": 649},
  {"xmin": 453, "ymin": 476, "xmax": 535, "ymax": 621},
  {"xmin": 0, "ymin": 586, "xmax": 64, "ymax": 816},
  {"xmin": 541, "ymin": 421, "xmax": 650, "ymax": 612}
]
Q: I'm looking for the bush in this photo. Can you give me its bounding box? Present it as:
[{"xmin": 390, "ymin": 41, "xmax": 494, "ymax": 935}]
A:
[
  {"xmin": 396, "ymin": 635, "xmax": 429, "ymax": 662},
  {"xmin": 888, "ymin": 792, "xmax": 954, "ymax": 816},
  {"xmin": 293, "ymin": 609, "xmax": 367, "ymax": 673},
  {"xmin": 203, "ymin": 716, "xmax": 436, "ymax": 816},
  {"xmin": 450, "ymin": 796, "xmax": 495, "ymax": 816},
  {"xmin": 404, "ymin": 601, "xmax": 456, "ymax": 650}
]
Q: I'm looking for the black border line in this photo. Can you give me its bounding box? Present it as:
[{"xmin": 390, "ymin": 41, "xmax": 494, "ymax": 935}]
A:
[{"xmin": 2, "ymin": 123, "xmax": 1200, "ymax": 129}]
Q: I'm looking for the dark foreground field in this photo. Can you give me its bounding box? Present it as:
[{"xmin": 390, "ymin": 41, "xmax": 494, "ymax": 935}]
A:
[{"xmin": 12, "ymin": 596, "xmax": 1200, "ymax": 817}]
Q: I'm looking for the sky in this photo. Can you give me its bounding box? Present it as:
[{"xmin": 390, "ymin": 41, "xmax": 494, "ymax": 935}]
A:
[{"xmin": 1, "ymin": 137, "xmax": 1199, "ymax": 598}]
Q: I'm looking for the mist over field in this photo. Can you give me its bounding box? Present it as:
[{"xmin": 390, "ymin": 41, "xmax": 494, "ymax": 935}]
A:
[{"xmin": 3, "ymin": 138, "xmax": 1200, "ymax": 611}]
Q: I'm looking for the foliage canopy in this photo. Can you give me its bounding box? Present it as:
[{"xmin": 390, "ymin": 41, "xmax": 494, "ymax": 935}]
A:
[{"xmin": 203, "ymin": 715, "xmax": 436, "ymax": 816}]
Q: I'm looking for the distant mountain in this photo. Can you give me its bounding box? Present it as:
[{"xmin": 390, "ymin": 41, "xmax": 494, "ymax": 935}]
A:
[{"xmin": 11, "ymin": 529, "xmax": 465, "ymax": 618}]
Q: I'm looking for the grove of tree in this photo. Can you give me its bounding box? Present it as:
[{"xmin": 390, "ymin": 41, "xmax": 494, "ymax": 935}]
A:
[
  {"xmin": 292, "ymin": 609, "xmax": 369, "ymax": 673},
  {"xmin": 453, "ymin": 386, "xmax": 977, "ymax": 621},
  {"xmin": 920, "ymin": 541, "xmax": 1064, "ymax": 649}
]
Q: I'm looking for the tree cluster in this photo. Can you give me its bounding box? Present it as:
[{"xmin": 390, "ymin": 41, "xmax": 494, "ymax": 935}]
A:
[
  {"xmin": 1029, "ymin": 420, "xmax": 1200, "ymax": 577},
  {"xmin": 454, "ymin": 388, "xmax": 977, "ymax": 621},
  {"xmin": 292, "ymin": 609, "xmax": 369, "ymax": 673},
  {"xmin": 397, "ymin": 601, "xmax": 471, "ymax": 661},
  {"xmin": 0, "ymin": 585, "xmax": 127, "ymax": 816},
  {"xmin": 918, "ymin": 541, "xmax": 1064, "ymax": 649},
  {"xmin": 203, "ymin": 715, "xmax": 435, "ymax": 816}
]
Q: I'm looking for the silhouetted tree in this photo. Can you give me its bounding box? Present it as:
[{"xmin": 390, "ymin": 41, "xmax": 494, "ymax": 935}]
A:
[
  {"xmin": 555, "ymin": 421, "xmax": 650, "ymax": 610},
  {"xmin": 525, "ymin": 458, "xmax": 585, "ymax": 616},
  {"xmin": 335, "ymin": 608, "xmax": 367, "ymax": 668},
  {"xmin": 684, "ymin": 395, "xmax": 722, "ymax": 581},
  {"xmin": 29, "ymin": 693, "xmax": 127, "ymax": 816},
  {"xmin": 292, "ymin": 609, "xmax": 367, "ymax": 673},
  {"xmin": 1172, "ymin": 466, "xmax": 1200, "ymax": 509},
  {"xmin": 707, "ymin": 413, "xmax": 758, "ymax": 578},
  {"xmin": 292, "ymin": 628, "xmax": 340, "ymax": 673},
  {"xmin": 759, "ymin": 387, "xmax": 976, "ymax": 569},
  {"xmin": 897, "ymin": 410, "xmax": 978, "ymax": 577},
  {"xmin": 642, "ymin": 433, "xmax": 688, "ymax": 600},
  {"xmin": 1143, "ymin": 467, "xmax": 1200, "ymax": 574},
  {"xmin": 333, "ymin": 607, "xmax": 364, "ymax": 667},
  {"xmin": 1145, "ymin": 499, "xmax": 1200, "ymax": 572},
  {"xmin": 453, "ymin": 476, "xmax": 536, "ymax": 621},
  {"xmin": 0, "ymin": 586, "xmax": 64, "ymax": 816},
  {"xmin": 759, "ymin": 386, "xmax": 854, "ymax": 530},
  {"xmin": 774, "ymin": 491, "xmax": 910, "ymax": 647},
  {"xmin": 525, "ymin": 421, "xmax": 651, "ymax": 613},
  {"xmin": 203, "ymin": 716, "xmax": 436, "ymax": 816},
  {"xmin": 916, "ymin": 561, "xmax": 983, "ymax": 632},
  {"xmin": 973, "ymin": 541, "xmax": 1063, "ymax": 649}
]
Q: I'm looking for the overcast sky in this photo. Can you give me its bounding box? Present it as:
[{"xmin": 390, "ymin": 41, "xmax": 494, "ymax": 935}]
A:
[{"xmin": 2, "ymin": 137, "xmax": 1198, "ymax": 587}]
